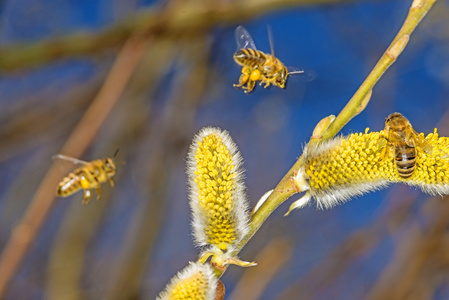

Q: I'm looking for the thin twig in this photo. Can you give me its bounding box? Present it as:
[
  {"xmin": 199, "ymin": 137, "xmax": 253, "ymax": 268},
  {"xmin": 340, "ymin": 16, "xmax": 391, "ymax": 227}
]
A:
[{"xmin": 0, "ymin": 35, "xmax": 147, "ymax": 297}]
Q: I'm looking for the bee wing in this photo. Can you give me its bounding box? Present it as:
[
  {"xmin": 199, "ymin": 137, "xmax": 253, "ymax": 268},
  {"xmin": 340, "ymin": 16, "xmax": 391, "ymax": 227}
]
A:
[
  {"xmin": 411, "ymin": 129, "xmax": 434, "ymax": 153},
  {"xmin": 53, "ymin": 154, "xmax": 88, "ymax": 166},
  {"xmin": 415, "ymin": 130, "xmax": 449, "ymax": 161},
  {"xmin": 409, "ymin": 129, "xmax": 449, "ymax": 160},
  {"xmin": 267, "ymin": 25, "xmax": 275, "ymax": 56},
  {"xmin": 287, "ymin": 66, "xmax": 316, "ymax": 82},
  {"xmin": 235, "ymin": 26, "xmax": 257, "ymax": 50}
]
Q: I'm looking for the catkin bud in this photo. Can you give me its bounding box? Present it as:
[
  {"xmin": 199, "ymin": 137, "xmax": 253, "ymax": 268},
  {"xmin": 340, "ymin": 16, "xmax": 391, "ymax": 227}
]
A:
[
  {"xmin": 157, "ymin": 262, "xmax": 217, "ymax": 300},
  {"xmin": 187, "ymin": 127, "xmax": 256, "ymax": 269},
  {"xmin": 287, "ymin": 128, "xmax": 449, "ymax": 214}
]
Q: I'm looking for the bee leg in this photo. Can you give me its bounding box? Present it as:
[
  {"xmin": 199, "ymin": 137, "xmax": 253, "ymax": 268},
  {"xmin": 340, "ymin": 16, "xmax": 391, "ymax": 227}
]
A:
[
  {"xmin": 260, "ymin": 79, "xmax": 271, "ymax": 88},
  {"xmin": 241, "ymin": 66, "xmax": 251, "ymax": 77},
  {"xmin": 109, "ymin": 177, "xmax": 115, "ymax": 187},
  {"xmin": 234, "ymin": 67, "xmax": 251, "ymax": 89},
  {"xmin": 264, "ymin": 76, "xmax": 279, "ymax": 88},
  {"xmin": 376, "ymin": 144, "xmax": 394, "ymax": 168},
  {"xmin": 245, "ymin": 80, "xmax": 255, "ymax": 93},
  {"xmin": 379, "ymin": 146, "xmax": 387, "ymax": 160},
  {"xmin": 82, "ymin": 189, "xmax": 92, "ymax": 204},
  {"xmin": 234, "ymin": 74, "xmax": 247, "ymax": 88},
  {"xmin": 96, "ymin": 188, "xmax": 102, "ymax": 200}
]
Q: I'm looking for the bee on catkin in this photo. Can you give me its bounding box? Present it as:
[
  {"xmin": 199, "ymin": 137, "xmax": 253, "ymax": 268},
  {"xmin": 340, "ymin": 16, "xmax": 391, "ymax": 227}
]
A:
[
  {"xmin": 381, "ymin": 112, "xmax": 433, "ymax": 178},
  {"xmin": 55, "ymin": 154, "xmax": 117, "ymax": 204},
  {"xmin": 233, "ymin": 25, "xmax": 311, "ymax": 93},
  {"xmin": 187, "ymin": 127, "xmax": 256, "ymax": 270},
  {"xmin": 286, "ymin": 113, "xmax": 449, "ymax": 215}
]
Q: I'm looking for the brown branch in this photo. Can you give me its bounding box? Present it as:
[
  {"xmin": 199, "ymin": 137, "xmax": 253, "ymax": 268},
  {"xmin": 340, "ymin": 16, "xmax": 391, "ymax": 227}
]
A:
[
  {"xmin": 103, "ymin": 36, "xmax": 210, "ymax": 300},
  {"xmin": 0, "ymin": 35, "xmax": 147, "ymax": 297},
  {"xmin": 0, "ymin": 0, "xmax": 350, "ymax": 72}
]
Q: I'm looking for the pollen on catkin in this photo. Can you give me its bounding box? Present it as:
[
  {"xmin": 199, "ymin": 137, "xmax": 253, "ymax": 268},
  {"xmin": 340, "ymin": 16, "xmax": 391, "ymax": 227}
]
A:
[
  {"xmin": 410, "ymin": 129, "xmax": 449, "ymax": 195},
  {"xmin": 290, "ymin": 128, "xmax": 449, "ymax": 212},
  {"xmin": 187, "ymin": 127, "xmax": 255, "ymax": 268},
  {"xmin": 157, "ymin": 262, "xmax": 217, "ymax": 300}
]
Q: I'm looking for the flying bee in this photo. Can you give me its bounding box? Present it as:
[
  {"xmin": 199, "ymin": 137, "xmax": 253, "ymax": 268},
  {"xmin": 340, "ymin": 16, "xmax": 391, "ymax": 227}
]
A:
[
  {"xmin": 54, "ymin": 153, "xmax": 118, "ymax": 204},
  {"xmin": 233, "ymin": 25, "xmax": 313, "ymax": 93},
  {"xmin": 380, "ymin": 112, "xmax": 433, "ymax": 179}
]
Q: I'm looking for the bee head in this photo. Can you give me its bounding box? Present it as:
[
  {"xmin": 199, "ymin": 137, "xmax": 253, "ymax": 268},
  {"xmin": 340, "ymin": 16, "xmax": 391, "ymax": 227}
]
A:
[
  {"xmin": 385, "ymin": 112, "xmax": 410, "ymax": 131},
  {"xmin": 103, "ymin": 158, "xmax": 117, "ymax": 174},
  {"xmin": 275, "ymin": 67, "xmax": 288, "ymax": 88}
]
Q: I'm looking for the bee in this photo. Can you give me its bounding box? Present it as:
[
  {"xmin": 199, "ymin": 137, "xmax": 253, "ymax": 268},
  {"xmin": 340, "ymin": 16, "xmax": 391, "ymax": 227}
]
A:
[
  {"xmin": 54, "ymin": 154, "xmax": 118, "ymax": 204},
  {"xmin": 380, "ymin": 112, "xmax": 432, "ymax": 178},
  {"xmin": 233, "ymin": 25, "xmax": 312, "ymax": 93}
]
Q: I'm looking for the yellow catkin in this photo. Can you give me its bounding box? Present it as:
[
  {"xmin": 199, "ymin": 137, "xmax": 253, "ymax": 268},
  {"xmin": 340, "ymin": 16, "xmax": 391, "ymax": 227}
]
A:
[
  {"xmin": 306, "ymin": 131, "xmax": 396, "ymax": 190},
  {"xmin": 157, "ymin": 262, "xmax": 217, "ymax": 300},
  {"xmin": 294, "ymin": 129, "xmax": 449, "ymax": 209},
  {"xmin": 188, "ymin": 127, "xmax": 255, "ymax": 269},
  {"xmin": 169, "ymin": 271, "xmax": 208, "ymax": 300},
  {"xmin": 194, "ymin": 134, "xmax": 238, "ymax": 247}
]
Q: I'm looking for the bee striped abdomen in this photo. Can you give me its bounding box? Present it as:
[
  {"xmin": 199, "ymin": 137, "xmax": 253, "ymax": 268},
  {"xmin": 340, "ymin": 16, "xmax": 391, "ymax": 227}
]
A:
[
  {"xmin": 57, "ymin": 166, "xmax": 100, "ymax": 196},
  {"xmin": 395, "ymin": 147, "xmax": 416, "ymax": 178},
  {"xmin": 234, "ymin": 49, "xmax": 266, "ymax": 69},
  {"xmin": 57, "ymin": 173, "xmax": 83, "ymax": 196}
]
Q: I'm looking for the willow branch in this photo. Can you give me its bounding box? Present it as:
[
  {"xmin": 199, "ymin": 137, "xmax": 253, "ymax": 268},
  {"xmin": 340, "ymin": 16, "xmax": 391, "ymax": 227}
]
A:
[
  {"xmin": 0, "ymin": 0, "xmax": 349, "ymax": 72},
  {"xmin": 0, "ymin": 36, "xmax": 147, "ymax": 297},
  {"xmin": 216, "ymin": 0, "xmax": 438, "ymax": 278}
]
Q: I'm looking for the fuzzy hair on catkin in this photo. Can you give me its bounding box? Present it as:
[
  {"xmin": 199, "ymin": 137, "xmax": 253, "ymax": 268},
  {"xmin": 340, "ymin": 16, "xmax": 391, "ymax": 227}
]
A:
[
  {"xmin": 294, "ymin": 135, "xmax": 390, "ymax": 209},
  {"xmin": 187, "ymin": 127, "xmax": 250, "ymax": 252},
  {"xmin": 292, "ymin": 129, "xmax": 449, "ymax": 211},
  {"xmin": 157, "ymin": 262, "xmax": 217, "ymax": 300}
]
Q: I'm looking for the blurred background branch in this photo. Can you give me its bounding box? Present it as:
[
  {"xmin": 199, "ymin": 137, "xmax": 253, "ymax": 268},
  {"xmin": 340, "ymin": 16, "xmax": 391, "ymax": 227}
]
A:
[
  {"xmin": 0, "ymin": 36, "xmax": 147, "ymax": 298},
  {"xmin": 0, "ymin": 0, "xmax": 350, "ymax": 72},
  {"xmin": 228, "ymin": 238, "xmax": 293, "ymax": 300}
]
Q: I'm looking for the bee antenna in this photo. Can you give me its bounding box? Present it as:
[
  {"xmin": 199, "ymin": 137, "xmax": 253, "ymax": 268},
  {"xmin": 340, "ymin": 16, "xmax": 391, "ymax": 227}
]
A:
[
  {"xmin": 113, "ymin": 148, "xmax": 120, "ymax": 159},
  {"xmin": 267, "ymin": 25, "xmax": 275, "ymax": 56}
]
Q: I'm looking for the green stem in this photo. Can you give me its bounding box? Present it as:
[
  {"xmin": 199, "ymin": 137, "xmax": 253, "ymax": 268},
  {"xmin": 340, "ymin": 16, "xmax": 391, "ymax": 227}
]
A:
[{"xmin": 242, "ymin": 157, "xmax": 303, "ymax": 247}]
